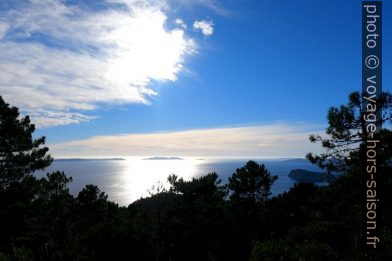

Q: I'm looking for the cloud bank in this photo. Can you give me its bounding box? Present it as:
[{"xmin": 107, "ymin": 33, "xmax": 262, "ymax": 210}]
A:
[
  {"xmin": 51, "ymin": 123, "xmax": 324, "ymax": 158},
  {"xmin": 0, "ymin": 0, "xmax": 200, "ymax": 127}
]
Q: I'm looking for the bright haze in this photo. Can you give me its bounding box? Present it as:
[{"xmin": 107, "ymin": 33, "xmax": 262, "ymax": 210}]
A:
[{"xmin": 1, "ymin": 0, "xmax": 391, "ymax": 158}]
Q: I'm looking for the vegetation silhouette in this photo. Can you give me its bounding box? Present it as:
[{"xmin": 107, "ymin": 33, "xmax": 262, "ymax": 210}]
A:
[
  {"xmin": 0, "ymin": 93, "xmax": 391, "ymax": 260},
  {"xmin": 0, "ymin": 96, "xmax": 52, "ymax": 188},
  {"xmin": 306, "ymin": 91, "xmax": 392, "ymax": 173}
]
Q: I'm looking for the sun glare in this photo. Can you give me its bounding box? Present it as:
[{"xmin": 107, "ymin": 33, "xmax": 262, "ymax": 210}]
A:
[
  {"xmin": 119, "ymin": 158, "xmax": 199, "ymax": 203},
  {"xmin": 104, "ymin": 9, "xmax": 193, "ymax": 92}
]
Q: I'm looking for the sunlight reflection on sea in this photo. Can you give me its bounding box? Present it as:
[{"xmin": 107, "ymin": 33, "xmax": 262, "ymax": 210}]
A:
[{"xmin": 36, "ymin": 157, "xmax": 323, "ymax": 206}]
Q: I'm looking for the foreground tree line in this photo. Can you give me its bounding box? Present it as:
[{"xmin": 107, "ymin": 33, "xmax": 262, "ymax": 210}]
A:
[{"xmin": 0, "ymin": 92, "xmax": 391, "ymax": 261}]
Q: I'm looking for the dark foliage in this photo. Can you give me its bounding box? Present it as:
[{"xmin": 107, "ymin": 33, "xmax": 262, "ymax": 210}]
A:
[
  {"xmin": 0, "ymin": 96, "xmax": 52, "ymax": 188},
  {"xmin": 0, "ymin": 94, "xmax": 391, "ymax": 260},
  {"xmin": 306, "ymin": 91, "xmax": 392, "ymax": 173}
]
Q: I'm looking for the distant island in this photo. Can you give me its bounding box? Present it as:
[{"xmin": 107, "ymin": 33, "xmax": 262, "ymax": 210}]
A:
[
  {"xmin": 288, "ymin": 169, "xmax": 336, "ymax": 183},
  {"xmin": 142, "ymin": 156, "xmax": 184, "ymax": 160},
  {"xmin": 283, "ymin": 158, "xmax": 308, "ymax": 163},
  {"xmin": 54, "ymin": 158, "xmax": 125, "ymax": 162}
]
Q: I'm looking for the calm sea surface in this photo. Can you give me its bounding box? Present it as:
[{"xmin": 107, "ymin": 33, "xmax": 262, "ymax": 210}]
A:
[{"xmin": 35, "ymin": 158, "xmax": 324, "ymax": 206}]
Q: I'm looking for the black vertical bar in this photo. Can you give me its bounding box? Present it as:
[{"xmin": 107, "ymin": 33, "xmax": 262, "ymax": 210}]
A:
[{"xmin": 362, "ymin": 1, "xmax": 382, "ymax": 256}]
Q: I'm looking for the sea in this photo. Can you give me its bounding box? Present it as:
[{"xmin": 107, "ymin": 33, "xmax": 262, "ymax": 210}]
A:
[{"xmin": 35, "ymin": 157, "xmax": 325, "ymax": 206}]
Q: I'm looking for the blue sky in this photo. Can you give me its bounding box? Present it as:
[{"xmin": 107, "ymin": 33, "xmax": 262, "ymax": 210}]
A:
[{"xmin": 0, "ymin": 0, "xmax": 391, "ymax": 157}]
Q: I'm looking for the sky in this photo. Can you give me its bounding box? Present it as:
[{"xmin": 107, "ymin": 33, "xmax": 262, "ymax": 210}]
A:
[{"xmin": 0, "ymin": 0, "xmax": 391, "ymax": 158}]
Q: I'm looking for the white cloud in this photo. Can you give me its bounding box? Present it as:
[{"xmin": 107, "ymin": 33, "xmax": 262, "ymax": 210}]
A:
[
  {"xmin": 175, "ymin": 18, "xmax": 187, "ymax": 29},
  {"xmin": 0, "ymin": 22, "xmax": 8, "ymax": 39},
  {"xmin": 28, "ymin": 110, "xmax": 97, "ymax": 128},
  {"xmin": 50, "ymin": 123, "xmax": 324, "ymax": 158},
  {"xmin": 0, "ymin": 0, "xmax": 196, "ymax": 127},
  {"xmin": 193, "ymin": 20, "xmax": 214, "ymax": 36},
  {"xmin": 173, "ymin": 0, "xmax": 231, "ymax": 17}
]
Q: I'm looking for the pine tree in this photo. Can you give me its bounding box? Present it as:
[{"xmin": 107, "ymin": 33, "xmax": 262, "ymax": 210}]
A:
[
  {"xmin": 228, "ymin": 161, "xmax": 277, "ymax": 203},
  {"xmin": 306, "ymin": 91, "xmax": 392, "ymax": 173},
  {"xmin": 0, "ymin": 96, "xmax": 53, "ymax": 188}
]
